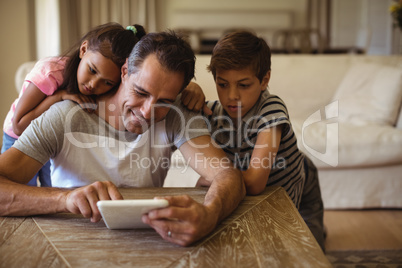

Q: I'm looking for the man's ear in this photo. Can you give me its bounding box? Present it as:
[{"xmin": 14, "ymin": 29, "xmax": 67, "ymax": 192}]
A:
[
  {"xmin": 79, "ymin": 41, "xmax": 88, "ymax": 59},
  {"xmin": 121, "ymin": 59, "xmax": 129, "ymax": 80},
  {"xmin": 261, "ymin": 70, "xmax": 271, "ymax": 90}
]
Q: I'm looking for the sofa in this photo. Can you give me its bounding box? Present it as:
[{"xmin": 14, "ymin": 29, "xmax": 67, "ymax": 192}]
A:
[{"xmin": 164, "ymin": 54, "xmax": 402, "ymax": 209}]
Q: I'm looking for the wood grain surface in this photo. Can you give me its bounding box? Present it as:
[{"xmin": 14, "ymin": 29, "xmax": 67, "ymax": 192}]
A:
[
  {"xmin": 0, "ymin": 187, "xmax": 331, "ymax": 268},
  {"xmin": 0, "ymin": 217, "xmax": 69, "ymax": 268}
]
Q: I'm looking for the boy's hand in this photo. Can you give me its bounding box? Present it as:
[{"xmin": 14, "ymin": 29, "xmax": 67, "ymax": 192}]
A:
[{"xmin": 181, "ymin": 82, "xmax": 212, "ymax": 115}]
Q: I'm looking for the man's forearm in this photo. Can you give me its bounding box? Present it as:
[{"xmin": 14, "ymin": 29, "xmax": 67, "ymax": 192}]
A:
[
  {"xmin": 203, "ymin": 167, "xmax": 246, "ymax": 226},
  {"xmin": 0, "ymin": 177, "xmax": 67, "ymax": 216}
]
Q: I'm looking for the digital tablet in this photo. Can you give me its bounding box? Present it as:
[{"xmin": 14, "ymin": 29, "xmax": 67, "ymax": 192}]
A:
[{"xmin": 97, "ymin": 199, "xmax": 169, "ymax": 229}]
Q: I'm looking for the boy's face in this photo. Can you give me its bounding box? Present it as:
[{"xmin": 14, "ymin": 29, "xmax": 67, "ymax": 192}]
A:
[{"xmin": 215, "ymin": 67, "xmax": 270, "ymax": 120}]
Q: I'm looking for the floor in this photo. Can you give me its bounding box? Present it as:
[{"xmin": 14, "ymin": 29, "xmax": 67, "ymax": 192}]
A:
[{"xmin": 323, "ymin": 209, "xmax": 402, "ymax": 251}]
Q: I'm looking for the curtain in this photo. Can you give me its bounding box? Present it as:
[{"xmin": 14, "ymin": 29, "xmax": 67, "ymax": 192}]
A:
[
  {"xmin": 60, "ymin": 0, "xmax": 157, "ymax": 53},
  {"xmin": 37, "ymin": 0, "xmax": 157, "ymax": 57},
  {"xmin": 307, "ymin": 0, "xmax": 330, "ymax": 50}
]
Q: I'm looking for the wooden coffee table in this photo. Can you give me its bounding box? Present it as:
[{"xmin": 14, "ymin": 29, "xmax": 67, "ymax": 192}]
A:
[{"xmin": 0, "ymin": 186, "xmax": 331, "ymax": 267}]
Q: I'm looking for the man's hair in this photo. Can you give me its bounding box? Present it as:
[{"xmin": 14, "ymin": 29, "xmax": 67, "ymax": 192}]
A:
[
  {"xmin": 127, "ymin": 31, "xmax": 195, "ymax": 91},
  {"xmin": 208, "ymin": 30, "xmax": 271, "ymax": 83}
]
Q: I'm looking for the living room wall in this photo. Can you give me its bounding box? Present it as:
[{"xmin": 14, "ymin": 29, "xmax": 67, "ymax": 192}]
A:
[
  {"xmin": 160, "ymin": 0, "xmax": 393, "ymax": 54},
  {"xmin": 0, "ymin": 0, "xmax": 35, "ymax": 147}
]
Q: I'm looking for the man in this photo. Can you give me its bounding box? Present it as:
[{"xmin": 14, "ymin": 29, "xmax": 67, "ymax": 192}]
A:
[{"xmin": 0, "ymin": 31, "xmax": 245, "ymax": 246}]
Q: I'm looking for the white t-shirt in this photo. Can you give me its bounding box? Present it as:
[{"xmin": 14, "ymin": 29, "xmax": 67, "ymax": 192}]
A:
[{"xmin": 14, "ymin": 98, "xmax": 209, "ymax": 188}]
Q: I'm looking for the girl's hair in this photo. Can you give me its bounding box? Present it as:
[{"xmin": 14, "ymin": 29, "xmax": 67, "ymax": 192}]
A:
[
  {"xmin": 208, "ymin": 30, "xmax": 271, "ymax": 83},
  {"xmin": 60, "ymin": 22, "xmax": 146, "ymax": 93}
]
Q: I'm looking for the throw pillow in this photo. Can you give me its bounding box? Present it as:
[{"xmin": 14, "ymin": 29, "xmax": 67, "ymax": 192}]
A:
[{"xmin": 331, "ymin": 62, "xmax": 402, "ymax": 126}]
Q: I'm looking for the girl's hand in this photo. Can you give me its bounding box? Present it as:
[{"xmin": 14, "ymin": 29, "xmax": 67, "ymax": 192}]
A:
[
  {"xmin": 181, "ymin": 82, "xmax": 212, "ymax": 115},
  {"xmin": 55, "ymin": 90, "xmax": 96, "ymax": 113}
]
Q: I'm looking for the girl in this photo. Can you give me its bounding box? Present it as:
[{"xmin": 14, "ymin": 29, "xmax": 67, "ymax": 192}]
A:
[{"xmin": 1, "ymin": 22, "xmax": 146, "ymax": 187}]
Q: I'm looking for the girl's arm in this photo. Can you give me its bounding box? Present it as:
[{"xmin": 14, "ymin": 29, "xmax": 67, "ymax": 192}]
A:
[
  {"xmin": 242, "ymin": 126, "xmax": 283, "ymax": 195},
  {"xmin": 12, "ymin": 83, "xmax": 95, "ymax": 136},
  {"xmin": 13, "ymin": 83, "xmax": 47, "ymax": 136}
]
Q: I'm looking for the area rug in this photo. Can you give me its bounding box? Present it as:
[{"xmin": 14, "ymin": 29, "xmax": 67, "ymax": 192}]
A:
[{"xmin": 326, "ymin": 250, "xmax": 402, "ymax": 268}]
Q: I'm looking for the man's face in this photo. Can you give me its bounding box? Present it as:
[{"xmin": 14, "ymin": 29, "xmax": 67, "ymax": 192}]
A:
[{"xmin": 119, "ymin": 54, "xmax": 184, "ymax": 134}]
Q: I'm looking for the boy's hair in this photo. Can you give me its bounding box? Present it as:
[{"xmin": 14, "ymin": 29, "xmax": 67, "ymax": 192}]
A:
[
  {"xmin": 208, "ymin": 30, "xmax": 271, "ymax": 83},
  {"xmin": 127, "ymin": 31, "xmax": 195, "ymax": 91},
  {"xmin": 60, "ymin": 22, "xmax": 146, "ymax": 93}
]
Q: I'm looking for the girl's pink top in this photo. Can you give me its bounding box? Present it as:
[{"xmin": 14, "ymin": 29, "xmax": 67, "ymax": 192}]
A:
[{"xmin": 3, "ymin": 57, "xmax": 67, "ymax": 139}]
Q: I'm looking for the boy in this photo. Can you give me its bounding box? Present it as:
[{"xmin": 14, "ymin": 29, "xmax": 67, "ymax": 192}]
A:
[{"xmin": 197, "ymin": 31, "xmax": 325, "ymax": 251}]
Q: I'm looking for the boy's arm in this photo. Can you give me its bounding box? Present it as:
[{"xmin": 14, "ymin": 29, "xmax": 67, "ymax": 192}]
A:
[
  {"xmin": 195, "ymin": 126, "xmax": 283, "ymax": 194},
  {"xmin": 242, "ymin": 126, "xmax": 283, "ymax": 195}
]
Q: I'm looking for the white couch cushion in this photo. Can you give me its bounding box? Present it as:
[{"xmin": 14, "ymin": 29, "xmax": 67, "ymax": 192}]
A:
[
  {"xmin": 292, "ymin": 118, "xmax": 402, "ymax": 169},
  {"xmin": 269, "ymin": 55, "xmax": 349, "ymax": 120},
  {"xmin": 331, "ymin": 62, "xmax": 402, "ymax": 126}
]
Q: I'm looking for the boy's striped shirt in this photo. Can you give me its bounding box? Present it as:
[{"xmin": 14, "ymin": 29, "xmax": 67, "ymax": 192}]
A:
[{"xmin": 205, "ymin": 90, "xmax": 307, "ymax": 208}]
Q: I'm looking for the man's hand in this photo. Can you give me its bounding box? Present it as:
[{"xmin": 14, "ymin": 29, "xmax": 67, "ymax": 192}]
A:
[
  {"xmin": 64, "ymin": 181, "xmax": 123, "ymax": 222},
  {"xmin": 142, "ymin": 195, "xmax": 218, "ymax": 246}
]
